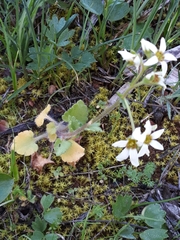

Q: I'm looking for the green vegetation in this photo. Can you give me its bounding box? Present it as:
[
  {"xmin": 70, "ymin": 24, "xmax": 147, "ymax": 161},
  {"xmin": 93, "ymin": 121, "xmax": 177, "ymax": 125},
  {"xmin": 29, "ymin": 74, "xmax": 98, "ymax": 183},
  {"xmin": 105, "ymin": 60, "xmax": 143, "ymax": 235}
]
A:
[{"xmin": 0, "ymin": 0, "xmax": 180, "ymax": 239}]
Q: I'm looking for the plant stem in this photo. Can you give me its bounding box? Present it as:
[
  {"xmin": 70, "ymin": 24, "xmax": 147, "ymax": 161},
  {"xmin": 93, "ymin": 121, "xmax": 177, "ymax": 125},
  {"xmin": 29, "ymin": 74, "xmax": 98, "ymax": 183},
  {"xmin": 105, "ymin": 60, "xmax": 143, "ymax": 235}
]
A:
[{"xmin": 124, "ymin": 98, "xmax": 135, "ymax": 131}]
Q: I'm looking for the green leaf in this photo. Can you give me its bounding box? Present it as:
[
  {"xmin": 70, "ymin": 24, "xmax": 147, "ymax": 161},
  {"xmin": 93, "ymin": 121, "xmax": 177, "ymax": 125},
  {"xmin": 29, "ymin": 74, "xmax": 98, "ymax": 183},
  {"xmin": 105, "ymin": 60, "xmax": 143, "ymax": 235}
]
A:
[
  {"xmin": 27, "ymin": 46, "xmax": 55, "ymax": 71},
  {"xmin": 62, "ymin": 100, "xmax": 88, "ymax": 125},
  {"xmin": 49, "ymin": 15, "xmax": 66, "ymax": 33},
  {"xmin": 140, "ymin": 229, "xmax": 168, "ymax": 240},
  {"xmin": 107, "ymin": 2, "xmax": 130, "ymax": 22},
  {"xmin": 67, "ymin": 115, "xmax": 81, "ymax": 131},
  {"xmin": 112, "ymin": 195, "xmax": 132, "ymax": 219},
  {"xmin": 40, "ymin": 195, "xmax": 55, "ymax": 212},
  {"xmin": 116, "ymin": 225, "xmax": 135, "ymax": 239},
  {"xmin": 142, "ymin": 204, "xmax": 166, "ymax": 228},
  {"xmin": 31, "ymin": 230, "xmax": 44, "ymax": 240},
  {"xmin": 122, "ymin": 23, "xmax": 153, "ymax": 50},
  {"xmin": 32, "ymin": 216, "xmax": 47, "ymax": 232},
  {"xmin": 62, "ymin": 47, "xmax": 96, "ymax": 71},
  {"xmin": 0, "ymin": 173, "xmax": 14, "ymax": 203},
  {"xmin": 73, "ymin": 51, "xmax": 96, "ymax": 71},
  {"xmin": 45, "ymin": 234, "xmax": 58, "ymax": 240},
  {"xmin": 71, "ymin": 46, "xmax": 82, "ymax": 58},
  {"xmin": 166, "ymin": 101, "xmax": 171, "ymax": 120},
  {"xmin": 85, "ymin": 122, "xmax": 103, "ymax": 132},
  {"xmin": 54, "ymin": 139, "xmax": 72, "ymax": 156},
  {"xmin": 57, "ymin": 14, "xmax": 78, "ymax": 38},
  {"xmin": 80, "ymin": 0, "xmax": 103, "ymax": 15},
  {"xmin": 44, "ymin": 207, "xmax": 62, "ymax": 224},
  {"xmin": 57, "ymin": 29, "xmax": 75, "ymax": 47}
]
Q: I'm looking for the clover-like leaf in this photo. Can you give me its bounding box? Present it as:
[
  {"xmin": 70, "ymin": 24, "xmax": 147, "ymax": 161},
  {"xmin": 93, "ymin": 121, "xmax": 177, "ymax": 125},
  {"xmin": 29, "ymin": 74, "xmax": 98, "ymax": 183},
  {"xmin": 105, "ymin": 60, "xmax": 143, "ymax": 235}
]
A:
[
  {"xmin": 46, "ymin": 122, "xmax": 57, "ymax": 142},
  {"xmin": 60, "ymin": 140, "xmax": 85, "ymax": 167},
  {"xmin": 35, "ymin": 104, "xmax": 51, "ymax": 127},
  {"xmin": 11, "ymin": 130, "xmax": 38, "ymax": 156}
]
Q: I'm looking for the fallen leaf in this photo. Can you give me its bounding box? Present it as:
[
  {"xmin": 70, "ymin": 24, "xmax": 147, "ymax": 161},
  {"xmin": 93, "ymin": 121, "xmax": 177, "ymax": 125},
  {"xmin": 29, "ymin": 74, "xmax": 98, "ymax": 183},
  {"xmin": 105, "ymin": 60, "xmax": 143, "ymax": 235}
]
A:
[
  {"xmin": 11, "ymin": 130, "xmax": 38, "ymax": 156},
  {"xmin": 31, "ymin": 152, "xmax": 54, "ymax": 173},
  {"xmin": 48, "ymin": 85, "xmax": 57, "ymax": 94},
  {"xmin": 60, "ymin": 140, "xmax": 85, "ymax": 167},
  {"xmin": 35, "ymin": 104, "xmax": 51, "ymax": 127},
  {"xmin": 46, "ymin": 122, "xmax": 57, "ymax": 142},
  {"xmin": 0, "ymin": 120, "xmax": 9, "ymax": 132}
]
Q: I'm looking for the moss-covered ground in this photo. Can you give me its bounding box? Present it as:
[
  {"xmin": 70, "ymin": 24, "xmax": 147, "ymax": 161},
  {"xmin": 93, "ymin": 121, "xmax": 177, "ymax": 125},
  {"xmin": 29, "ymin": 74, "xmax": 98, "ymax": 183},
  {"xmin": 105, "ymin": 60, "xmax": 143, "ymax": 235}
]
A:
[{"xmin": 0, "ymin": 1, "xmax": 180, "ymax": 239}]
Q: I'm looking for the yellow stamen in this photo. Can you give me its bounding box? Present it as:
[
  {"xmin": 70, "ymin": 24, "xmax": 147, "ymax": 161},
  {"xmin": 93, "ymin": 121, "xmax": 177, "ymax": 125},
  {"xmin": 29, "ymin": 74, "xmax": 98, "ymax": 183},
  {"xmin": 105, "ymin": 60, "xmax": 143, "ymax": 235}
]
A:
[
  {"xmin": 156, "ymin": 51, "xmax": 164, "ymax": 61},
  {"xmin": 126, "ymin": 139, "xmax": 138, "ymax": 149}
]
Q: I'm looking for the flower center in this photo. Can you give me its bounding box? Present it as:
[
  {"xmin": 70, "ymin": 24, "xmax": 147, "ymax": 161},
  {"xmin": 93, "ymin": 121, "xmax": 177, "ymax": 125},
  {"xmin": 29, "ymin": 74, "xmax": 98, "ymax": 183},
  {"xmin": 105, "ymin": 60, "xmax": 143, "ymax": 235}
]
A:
[
  {"xmin": 126, "ymin": 139, "xmax": 138, "ymax": 149},
  {"xmin": 144, "ymin": 135, "xmax": 152, "ymax": 144},
  {"xmin": 156, "ymin": 51, "xmax": 164, "ymax": 61},
  {"xmin": 127, "ymin": 60, "xmax": 134, "ymax": 66}
]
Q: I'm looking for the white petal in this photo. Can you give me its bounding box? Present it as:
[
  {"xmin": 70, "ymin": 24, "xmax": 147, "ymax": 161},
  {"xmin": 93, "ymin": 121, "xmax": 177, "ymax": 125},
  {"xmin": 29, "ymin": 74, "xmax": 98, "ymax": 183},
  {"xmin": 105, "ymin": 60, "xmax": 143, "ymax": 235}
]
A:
[
  {"xmin": 141, "ymin": 39, "xmax": 157, "ymax": 53},
  {"xmin": 145, "ymin": 71, "xmax": 155, "ymax": 80},
  {"xmin": 144, "ymin": 120, "xmax": 152, "ymax": 134},
  {"xmin": 150, "ymin": 140, "xmax": 164, "ymax": 150},
  {"xmin": 129, "ymin": 149, "xmax": 139, "ymax": 167},
  {"xmin": 164, "ymin": 53, "xmax": 177, "ymax": 61},
  {"xmin": 118, "ymin": 50, "xmax": 135, "ymax": 61},
  {"xmin": 158, "ymin": 78, "xmax": 167, "ymax": 89},
  {"xmin": 145, "ymin": 120, "xmax": 157, "ymax": 132},
  {"xmin": 138, "ymin": 144, "xmax": 150, "ymax": 157},
  {"xmin": 134, "ymin": 55, "xmax": 141, "ymax": 71},
  {"xmin": 137, "ymin": 132, "xmax": 146, "ymax": 144},
  {"xmin": 116, "ymin": 148, "xmax": 129, "ymax": 161},
  {"xmin": 161, "ymin": 61, "xmax": 168, "ymax": 77},
  {"xmin": 112, "ymin": 140, "xmax": 127, "ymax": 148},
  {"xmin": 159, "ymin": 37, "xmax": 166, "ymax": 52},
  {"xmin": 144, "ymin": 56, "xmax": 158, "ymax": 66},
  {"xmin": 151, "ymin": 129, "xmax": 164, "ymax": 139},
  {"xmin": 141, "ymin": 39, "xmax": 149, "ymax": 52},
  {"xmin": 151, "ymin": 124, "xmax": 157, "ymax": 131},
  {"xmin": 132, "ymin": 127, "xmax": 142, "ymax": 140}
]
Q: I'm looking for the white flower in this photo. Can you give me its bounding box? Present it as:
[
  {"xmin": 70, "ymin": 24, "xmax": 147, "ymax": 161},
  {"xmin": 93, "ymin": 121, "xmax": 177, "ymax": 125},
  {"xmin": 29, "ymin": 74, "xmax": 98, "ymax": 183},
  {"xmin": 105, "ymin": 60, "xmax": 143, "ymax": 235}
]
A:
[
  {"xmin": 118, "ymin": 50, "xmax": 141, "ymax": 72},
  {"xmin": 112, "ymin": 127, "xmax": 142, "ymax": 167},
  {"xmin": 138, "ymin": 120, "xmax": 164, "ymax": 157},
  {"xmin": 144, "ymin": 71, "xmax": 166, "ymax": 89},
  {"xmin": 141, "ymin": 38, "xmax": 177, "ymax": 76}
]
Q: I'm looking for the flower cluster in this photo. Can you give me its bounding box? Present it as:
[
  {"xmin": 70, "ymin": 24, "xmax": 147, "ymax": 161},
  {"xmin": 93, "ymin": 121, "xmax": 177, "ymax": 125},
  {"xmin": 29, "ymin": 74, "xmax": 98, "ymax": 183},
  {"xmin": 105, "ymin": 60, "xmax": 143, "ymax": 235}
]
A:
[
  {"xmin": 112, "ymin": 120, "xmax": 164, "ymax": 167},
  {"xmin": 113, "ymin": 37, "xmax": 177, "ymax": 167},
  {"xmin": 119, "ymin": 37, "xmax": 177, "ymax": 89}
]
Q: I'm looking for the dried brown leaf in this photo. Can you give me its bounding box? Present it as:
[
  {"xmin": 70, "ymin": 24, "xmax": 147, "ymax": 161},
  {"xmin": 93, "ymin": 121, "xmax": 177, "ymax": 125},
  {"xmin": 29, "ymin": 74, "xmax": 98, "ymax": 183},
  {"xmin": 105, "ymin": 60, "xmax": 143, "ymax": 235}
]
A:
[{"xmin": 31, "ymin": 152, "xmax": 54, "ymax": 173}]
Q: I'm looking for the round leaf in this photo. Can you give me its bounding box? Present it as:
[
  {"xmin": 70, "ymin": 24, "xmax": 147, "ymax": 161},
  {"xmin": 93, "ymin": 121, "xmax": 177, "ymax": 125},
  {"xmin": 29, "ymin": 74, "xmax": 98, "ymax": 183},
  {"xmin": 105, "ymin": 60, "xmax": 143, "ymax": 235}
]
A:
[
  {"xmin": 11, "ymin": 130, "xmax": 38, "ymax": 156},
  {"xmin": 80, "ymin": 0, "xmax": 103, "ymax": 15},
  {"xmin": 142, "ymin": 204, "xmax": 166, "ymax": 228},
  {"xmin": 107, "ymin": 2, "xmax": 130, "ymax": 22},
  {"xmin": 140, "ymin": 229, "xmax": 168, "ymax": 240}
]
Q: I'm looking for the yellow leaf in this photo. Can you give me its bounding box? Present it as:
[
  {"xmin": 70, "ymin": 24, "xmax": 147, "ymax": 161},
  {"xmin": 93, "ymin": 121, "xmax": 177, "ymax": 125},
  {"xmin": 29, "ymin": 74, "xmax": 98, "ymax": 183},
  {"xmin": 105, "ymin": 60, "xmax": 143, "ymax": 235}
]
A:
[
  {"xmin": 46, "ymin": 122, "xmax": 57, "ymax": 142},
  {"xmin": 60, "ymin": 140, "xmax": 85, "ymax": 167},
  {"xmin": 11, "ymin": 130, "xmax": 38, "ymax": 156},
  {"xmin": 35, "ymin": 104, "xmax": 51, "ymax": 127}
]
